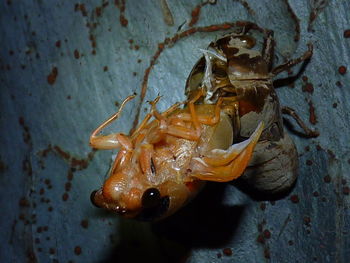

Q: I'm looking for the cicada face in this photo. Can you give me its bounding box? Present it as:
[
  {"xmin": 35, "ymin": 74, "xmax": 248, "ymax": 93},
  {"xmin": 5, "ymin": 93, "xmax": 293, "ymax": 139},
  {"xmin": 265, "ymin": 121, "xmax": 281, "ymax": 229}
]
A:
[
  {"xmin": 90, "ymin": 126, "xmax": 205, "ymax": 221},
  {"xmin": 91, "ymin": 177, "xmax": 201, "ymax": 221}
]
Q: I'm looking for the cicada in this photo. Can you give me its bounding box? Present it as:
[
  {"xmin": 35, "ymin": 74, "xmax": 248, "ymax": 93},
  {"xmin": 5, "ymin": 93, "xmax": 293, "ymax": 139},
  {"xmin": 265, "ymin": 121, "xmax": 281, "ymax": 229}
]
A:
[
  {"xmin": 89, "ymin": 91, "xmax": 263, "ymax": 221},
  {"xmin": 89, "ymin": 21, "xmax": 318, "ymax": 220}
]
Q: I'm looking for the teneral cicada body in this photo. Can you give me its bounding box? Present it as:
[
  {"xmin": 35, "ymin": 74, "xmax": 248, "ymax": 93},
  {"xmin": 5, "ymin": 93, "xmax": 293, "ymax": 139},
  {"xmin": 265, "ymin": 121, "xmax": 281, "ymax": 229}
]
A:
[
  {"xmin": 185, "ymin": 22, "xmax": 318, "ymax": 194},
  {"xmin": 89, "ymin": 91, "xmax": 263, "ymax": 221}
]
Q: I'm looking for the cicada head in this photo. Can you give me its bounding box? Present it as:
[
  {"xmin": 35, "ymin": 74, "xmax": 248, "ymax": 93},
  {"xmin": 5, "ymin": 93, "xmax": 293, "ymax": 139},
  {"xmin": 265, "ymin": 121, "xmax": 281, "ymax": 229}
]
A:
[{"xmin": 90, "ymin": 134, "xmax": 204, "ymax": 221}]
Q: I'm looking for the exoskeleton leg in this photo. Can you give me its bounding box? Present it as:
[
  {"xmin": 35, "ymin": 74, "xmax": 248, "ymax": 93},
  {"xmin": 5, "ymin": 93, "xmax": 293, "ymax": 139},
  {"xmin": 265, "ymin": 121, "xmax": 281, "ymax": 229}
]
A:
[
  {"xmin": 282, "ymin": 106, "xmax": 319, "ymax": 137},
  {"xmin": 272, "ymin": 43, "xmax": 313, "ymax": 75}
]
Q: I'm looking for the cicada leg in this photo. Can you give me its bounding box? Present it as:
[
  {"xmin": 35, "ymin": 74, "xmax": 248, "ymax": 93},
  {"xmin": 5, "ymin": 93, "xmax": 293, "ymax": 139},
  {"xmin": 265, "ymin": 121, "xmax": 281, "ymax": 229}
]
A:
[
  {"xmin": 148, "ymin": 90, "xmax": 206, "ymax": 141},
  {"xmin": 171, "ymin": 97, "xmax": 224, "ymax": 126},
  {"xmin": 282, "ymin": 106, "xmax": 319, "ymax": 137},
  {"xmin": 131, "ymin": 97, "xmax": 184, "ymax": 140},
  {"xmin": 272, "ymin": 43, "xmax": 313, "ymax": 75},
  {"xmin": 130, "ymin": 96, "xmax": 162, "ymax": 139},
  {"xmin": 89, "ymin": 95, "xmax": 135, "ymax": 150}
]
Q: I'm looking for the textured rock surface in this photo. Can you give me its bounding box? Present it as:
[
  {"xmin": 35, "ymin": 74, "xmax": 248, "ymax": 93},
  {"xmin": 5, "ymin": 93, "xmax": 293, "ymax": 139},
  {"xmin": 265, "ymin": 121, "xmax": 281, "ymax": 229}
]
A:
[{"xmin": 1, "ymin": 0, "xmax": 349, "ymax": 262}]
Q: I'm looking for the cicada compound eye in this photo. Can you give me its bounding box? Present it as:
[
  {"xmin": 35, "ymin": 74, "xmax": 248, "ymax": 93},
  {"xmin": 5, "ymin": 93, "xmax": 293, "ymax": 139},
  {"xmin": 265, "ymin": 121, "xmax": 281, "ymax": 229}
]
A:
[
  {"xmin": 141, "ymin": 188, "xmax": 161, "ymax": 208},
  {"xmin": 90, "ymin": 190, "xmax": 102, "ymax": 208}
]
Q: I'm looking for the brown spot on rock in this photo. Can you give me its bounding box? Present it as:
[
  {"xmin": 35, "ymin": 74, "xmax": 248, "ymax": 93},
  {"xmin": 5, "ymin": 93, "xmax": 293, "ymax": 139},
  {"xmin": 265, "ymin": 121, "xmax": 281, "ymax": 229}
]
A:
[
  {"xmin": 323, "ymin": 175, "xmax": 331, "ymax": 183},
  {"xmin": 263, "ymin": 229, "xmax": 271, "ymax": 239},
  {"xmin": 65, "ymin": 182, "xmax": 72, "ymax": 192},
  {"xmin": 0, "ymin": 160, "xmax": 7, "ymax": 173},
  {"xmin": 308, "ymin": 101, "xmax": 317, "ymax": 125},
  {"xmin": 303, "ymin": 216, "xmax": 311, "ymax": 226},
  {"xmin": 120, "ymin": 15, "xmax": 128, "ymax": 27},
  {"xmin": 264, "ymin": 248, "xmax": 270, "ymax": 259},
  {"xmin": 327, "ymin": 149, "xmax": 335, "ymax": 159},
  {"xmin": 62, "ymin": 193, "xmax": 69, "ymax": 201},
  {"xmin": 74, "ymin": 49, "xmax": 80, "ymax": 59},
  {"xmin": 302, "ymin": 83, "xmax": 314, "ymax": 94},
  {"xmin": 19, "ymin": 197, "xmax": 30, "ymax": 207},
  {"xmin": 81, "ymin": 219, "xmax": 89, "ymax": 229},
  {"xmin": 290, "ymin": 195, "xmax": 299, "ymax": 203},
  {"xmin": 306, "ymin": 160, "xmax": 313, "ymax": 166},
  {"xmin": 47, "ymin": 67, "xmax": 58, "ymax": 85},
  {"xmin": 222, "ymin": 248, "xmax": 232, "ymax": 256},
  {"xmin": 336, "ymin": 81, "xmax": 342, "ymax": 87},
  {"xmin": 338, "ymin": 65, "xmax": 347, "ymax": 75},
  {"xmin": 344, "ymin": 29, "xmax": 350, "ymax": 38},
  {"xmin": 74, "ymin": 246, "xmax": 82, "ymax": 255},
  {"xmin": 95, "ymin": 7, "xmax": 102, "ymax": 17},
  {"xmin": 257, "ymin": 234, "xmax": 265, "ymax": 244}
]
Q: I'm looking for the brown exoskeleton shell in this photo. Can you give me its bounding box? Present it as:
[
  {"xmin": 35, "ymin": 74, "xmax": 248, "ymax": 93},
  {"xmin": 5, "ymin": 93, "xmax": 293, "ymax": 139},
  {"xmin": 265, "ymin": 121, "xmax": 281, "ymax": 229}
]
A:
[{"xmin": 185, "ymin": 22, "xmax": 315, "ymax": 194}]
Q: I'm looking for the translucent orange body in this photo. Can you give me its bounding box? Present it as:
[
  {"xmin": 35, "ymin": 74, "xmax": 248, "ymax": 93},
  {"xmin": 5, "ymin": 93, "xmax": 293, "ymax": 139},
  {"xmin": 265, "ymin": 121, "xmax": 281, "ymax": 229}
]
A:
[{"xmin": 90, "ymin": 91, "xmax": 263, "ymax": 220}]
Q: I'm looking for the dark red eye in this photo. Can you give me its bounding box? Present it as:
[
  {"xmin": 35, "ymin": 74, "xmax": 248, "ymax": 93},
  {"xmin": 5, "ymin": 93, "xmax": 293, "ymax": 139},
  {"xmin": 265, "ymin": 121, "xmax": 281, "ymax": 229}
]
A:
[
  {"xmin": 90, "ymin": 190, "xmax": 101, "ymax": 208},
  {"xmin": 141, "ymin": 188, "xmax": 161, "ymax": 208}
]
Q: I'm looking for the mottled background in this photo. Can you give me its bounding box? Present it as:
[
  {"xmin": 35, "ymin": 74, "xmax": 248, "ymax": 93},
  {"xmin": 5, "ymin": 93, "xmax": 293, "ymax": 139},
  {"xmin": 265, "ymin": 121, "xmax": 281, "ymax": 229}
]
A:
[{"xmin": 1, "ymin": 0, "xmax": 350, "ymax": 262}]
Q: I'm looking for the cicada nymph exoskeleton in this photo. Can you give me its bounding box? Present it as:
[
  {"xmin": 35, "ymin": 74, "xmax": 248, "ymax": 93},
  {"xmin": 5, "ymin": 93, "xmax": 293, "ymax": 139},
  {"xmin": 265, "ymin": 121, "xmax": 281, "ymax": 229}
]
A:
[{"xmin": 185, "ymin": 22, "xmax": 318, "ymax": 194}]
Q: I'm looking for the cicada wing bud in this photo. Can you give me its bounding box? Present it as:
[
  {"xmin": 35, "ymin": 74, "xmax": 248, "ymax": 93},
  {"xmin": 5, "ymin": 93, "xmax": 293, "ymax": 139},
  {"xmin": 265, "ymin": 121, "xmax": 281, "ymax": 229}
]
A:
[{"xmin": 190, "ymin": 122, "xmax": 264, "ymax": 182}]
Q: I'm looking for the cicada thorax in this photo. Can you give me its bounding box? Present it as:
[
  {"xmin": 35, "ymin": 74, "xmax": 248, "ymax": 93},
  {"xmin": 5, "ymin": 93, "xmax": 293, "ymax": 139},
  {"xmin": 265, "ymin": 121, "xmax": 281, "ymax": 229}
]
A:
[{"xmin": 185, "ymin": 32, "xmax": 298, "ymax": 194}]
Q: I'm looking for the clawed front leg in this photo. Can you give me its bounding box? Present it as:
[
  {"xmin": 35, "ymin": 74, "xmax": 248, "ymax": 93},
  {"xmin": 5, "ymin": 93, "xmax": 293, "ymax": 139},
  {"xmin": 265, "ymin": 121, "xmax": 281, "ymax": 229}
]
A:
[
  {"xmin": 272, "ymin": 43, "xmax": 313, "ymax": 75},
  {"xmin": 282, "ymin": 106, "xmax": 319, "ymax": 138}
]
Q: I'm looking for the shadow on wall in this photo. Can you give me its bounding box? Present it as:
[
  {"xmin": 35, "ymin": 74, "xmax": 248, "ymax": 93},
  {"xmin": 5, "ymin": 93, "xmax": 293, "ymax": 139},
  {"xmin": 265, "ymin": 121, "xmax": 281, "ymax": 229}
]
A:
[{"xmin": 101, "ymin": 183, "xmax": 245, "ymax": 263}]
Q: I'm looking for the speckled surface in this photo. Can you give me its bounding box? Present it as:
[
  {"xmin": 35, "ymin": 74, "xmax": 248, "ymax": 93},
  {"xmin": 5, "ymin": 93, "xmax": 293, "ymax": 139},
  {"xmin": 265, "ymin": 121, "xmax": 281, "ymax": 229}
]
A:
[{"xmin": 1, "ymin": 0, "xmax": 350, "ymax": 262}]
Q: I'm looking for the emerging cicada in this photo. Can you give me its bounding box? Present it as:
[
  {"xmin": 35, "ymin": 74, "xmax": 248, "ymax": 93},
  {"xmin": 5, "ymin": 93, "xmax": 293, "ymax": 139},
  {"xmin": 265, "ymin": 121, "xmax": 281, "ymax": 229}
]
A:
[
  {"xmin": 89, "ymin": 21, "xmax": 317, "ymax": 220},
  {"xmin": 89, "ymin": 91, "xmax": 263, "ymax": 220},
  {"xmin": 186, "ymin": 21, "xmax": 318, "ymax": 194}
]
